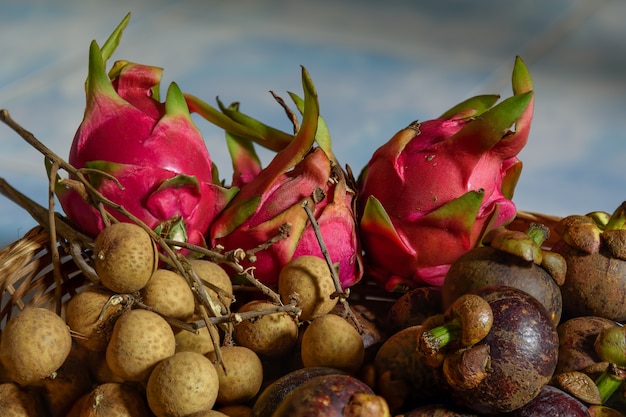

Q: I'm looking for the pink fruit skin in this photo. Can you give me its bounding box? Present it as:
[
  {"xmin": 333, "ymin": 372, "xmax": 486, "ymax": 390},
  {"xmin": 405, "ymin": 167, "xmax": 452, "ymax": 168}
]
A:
[
  {"xmin": 211, "ymin": 148, "xmax": 362, "ymax": 288},
  {"xmin": 58, "ymin": 40, "xmax": 233, "ymax": 246},
  {"xmin": 358, "ymin": 57, "xmax": 534, "ymax": 290}
]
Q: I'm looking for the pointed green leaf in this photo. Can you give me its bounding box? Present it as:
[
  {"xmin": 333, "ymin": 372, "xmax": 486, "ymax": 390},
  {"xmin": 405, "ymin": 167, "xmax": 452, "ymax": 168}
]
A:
[
  {"xmin": 512, "ymin": 56, "xmax": 533, "ymax": 95},
  {"xmin": 84, "ymin": 13, "xmax": 130, "ymax": 91},
  {"xmin": 288, "ymin": 91, "xmax": 336, "ymax": 163},
  {"xmin": 185, "ymin": 93, "xmax": 272, "ymax": 142},
  {"xmin": 450, "ymin": 91, "xmax": 533, "ymax": 151},
  {"xmin": 211, "ymin": 161, "xmax": 222, "ymax": 185},
  {"xmin": 288, "ymin": 92, "xmax": 303, "ymax": 112},
  {"xmin": 360, "ymin": 195, "xmax": 404, "ymax": 244},
  {"xmin": 209, "ymin": 65, "xmax": 320, "ymax": 237},
  {"xmin": 216, "ymin": 96, "xmax": 294, "ymax": 152},
  {"xmin": 247, "ymin": 200, "xmax": 308, "ymax": 256},
  {"xmin": 216, "ymin": 183, "xmax": 240, "ymax": 205},
  {"xmin": 101, "ymin": 13, "xmax": 131, "ymax": 64},
  {"xmin": 84, "ymin": 160, "xmax": 127, "ymax": 187},
  {"xmin": 439, "ymin": 94, "xmax": 500, "ymax": 119},
  {"xmin": 86, "ymin": 40, "xmax": 122, "ymax": 105},
  {"xmin": 501, "ymin": 160, "xmax": 523, "ymax": 200},
  {"xmin": 423, "ymin": 190, "xmax": 484, "ymax": 233},
  {"xmin": 226, "ymin": 131, "xmax": 262, "ymax": 183},
  {"xmin": 155, "ymin": 174, "xmax": 201, "ymax": 194},
  {"xmin": 211, "ymin": 195, "xmax": 261, "ymax": 238},
  {"xmin": 165, "ymin": 82, "xmax": 189, "ymax": 118}
]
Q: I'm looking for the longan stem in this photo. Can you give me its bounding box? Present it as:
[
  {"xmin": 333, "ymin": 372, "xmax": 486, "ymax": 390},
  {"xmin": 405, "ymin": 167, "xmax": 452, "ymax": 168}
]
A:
[
  {"xmin": 47, "ymin": 160, "xmax": 63, "ymax": 315},
  {"xmin": 301, "ymin": 197, "xmax": 362, "ymax": 333},
  {"xmin": 165, "ymin": 238, "xmax": 285, "ymax": 305},
  {"xmin": 0, "ymin": 178, "xmax": 93, "ymax": 246},
  {"xmin": 192, "ymin": 301, "xmax": 301, "ymax": 328}
]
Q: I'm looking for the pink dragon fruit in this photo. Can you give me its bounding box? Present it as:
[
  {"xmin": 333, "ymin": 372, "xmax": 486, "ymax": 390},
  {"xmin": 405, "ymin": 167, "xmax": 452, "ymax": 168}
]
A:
[
  {"xmin": 190, "ymin": 67, "xmax": 363, "ymax": 288},
  {"xmin": 357, "ymin": 57, "xmax": 534, "ymax": 290},
  {"xmin": 56, "ymin": 15, "xmax": 235, "ymax": 245}
]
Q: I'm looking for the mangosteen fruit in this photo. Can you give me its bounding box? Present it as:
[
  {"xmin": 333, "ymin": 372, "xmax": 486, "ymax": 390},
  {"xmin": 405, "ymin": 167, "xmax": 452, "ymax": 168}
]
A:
[
  {"xmin": 507, "ymin": 384, "xmax": 590, "ymax": 416},
  {"xmin": 446, "ymin": 286, "xmax": 559, "ymax": 415},
  {"xmin": 556, "ymin": 316, "xmax": 619, "ymax": 374},
  {"xmin": 442, "ymin": 225, "xmax": 564, "ymax": 326},
  {"xmin": 552, "ymin": 203, "xmax": 626, "ymax": 321}
]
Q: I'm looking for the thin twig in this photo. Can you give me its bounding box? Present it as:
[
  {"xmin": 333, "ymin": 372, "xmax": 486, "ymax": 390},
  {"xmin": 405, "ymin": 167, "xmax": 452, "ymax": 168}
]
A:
[
  {"xmin": 166, "ymin": 239, "xmax": 285, "ymax": 305},
  {"xmin": 270, "ymin": 91, "xmax": 299, "ymax": 134},
  {"xmin": 301, "ymin": 196, "xmax": 362, "ymax": 332},
  {"xmin": 0, "ymin": 178, "xmax": 93, "ymax": 246},
  {"xmin": 68, "ymin": 241, "xmax": 99, "ymax": 284},
  {"xmin": 198, "ymin": 303, "xmax": 227, "ymax": 373},
  {"xmin": 192, "ymin": 300, "xmax": 300, "ymax": 328},
  {"xmin": 47, "ymin": 161, "xmax": 63, "ymax": 315}
]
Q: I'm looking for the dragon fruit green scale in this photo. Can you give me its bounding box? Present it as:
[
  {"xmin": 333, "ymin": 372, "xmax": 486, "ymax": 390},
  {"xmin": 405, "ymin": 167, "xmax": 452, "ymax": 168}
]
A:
[
  {"xmin": 56, "ymin": 16, "xmax": 235, "ymax": 246},
  {"xmin": 207, "ymin": 67, "xmax": 363, "ymax": 289},
  {"xmin": 357, "ymin": 57, "xmax": 534, "ymax": 290}
]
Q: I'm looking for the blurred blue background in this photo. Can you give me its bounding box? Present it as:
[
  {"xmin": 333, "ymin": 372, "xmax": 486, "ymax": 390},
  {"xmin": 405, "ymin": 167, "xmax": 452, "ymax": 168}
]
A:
[{"xmin": 2, "ymin": 0, "xmax": 626, "ymax": 247}]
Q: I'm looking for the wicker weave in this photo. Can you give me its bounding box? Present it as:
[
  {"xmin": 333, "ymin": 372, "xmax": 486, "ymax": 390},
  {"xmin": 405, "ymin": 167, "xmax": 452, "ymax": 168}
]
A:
[{"xmin": 0, "ymin": 226, "xmax": 90, "ymax": 325}]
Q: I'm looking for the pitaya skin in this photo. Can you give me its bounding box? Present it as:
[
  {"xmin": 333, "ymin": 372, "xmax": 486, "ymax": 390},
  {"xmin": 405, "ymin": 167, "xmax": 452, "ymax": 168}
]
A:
[
  {"xmin": 357, "ymin": 57, "xmax": 534, "ymax": 290},
  {"xmin": 57, "ymin": 16, "xmax": 235, "ymax": 245},
  {"xmin": 207, "ymin": 67, "xmax": 363, "ymax": 288}
]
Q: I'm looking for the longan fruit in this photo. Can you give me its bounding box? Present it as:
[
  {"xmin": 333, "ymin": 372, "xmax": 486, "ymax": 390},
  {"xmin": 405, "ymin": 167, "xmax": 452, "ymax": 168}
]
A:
[
  {"xmin": 0, "ymin": 307, "xmax": 72, "ymax": 386},
  {"xmin": 278, "ymin": 255, "xmax": 338, "ymax": 321},
  {"xmin": 146, "ymin": 351, "xmax": 220, "ymax": 417},
  {"xmin": 105, "ymin": 309, "xmax": 176, "ymax": 381},
  {"xmin": 94, "ymin": 222, "xmax": 158, "ymax": 293},
  {"xmin": 175, "ymin": 323, "xmax": 220, "ymax": 359},
  {"xmin": 300, "ymin": 313, "xmax": 365, "ymax": 374},
  {"xmin": 215, "ymin": 346, "xmax": 263, "ymax": 406},
  {"xmin": 187, "ymin": 259, "xmax": 233, "ymax": 309},
  {"xmin": 41, "ymin": 345, "xmax": 93, "ymax": 417},
  {"xmin": 232, "ymin": 300, "xmax": 298, "ymax": 357},
  {"xmin": 140, "ymin": 268, "xmax": 195, "ymax": 321},
  {"xmin": 65, "ymin": 285, "xmax": 123, "ymax": 352},
  {"xmin": 71, "ymin": 382, "xmax": 148, "ymax": 416},
  {"xmin": 0, "ymin": 382, "xmax": 45, "ymax": 416}
]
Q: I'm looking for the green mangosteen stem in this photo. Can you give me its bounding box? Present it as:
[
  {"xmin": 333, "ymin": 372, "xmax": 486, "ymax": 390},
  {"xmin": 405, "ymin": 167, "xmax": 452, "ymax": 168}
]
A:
[
  {"xmin": 420, "ymin": 322, "xmax": 461, "ymax": 354},
  {"xmin": 527, "ymin": 222, "xmax": 550, "ymax": 247},
  {"xmin": 595, "ymin": 363, "xmax": 626, "ymax": 404},
  {"xmin": 419, "ymin": 294, "xmax": 493, "ymax": 357}
]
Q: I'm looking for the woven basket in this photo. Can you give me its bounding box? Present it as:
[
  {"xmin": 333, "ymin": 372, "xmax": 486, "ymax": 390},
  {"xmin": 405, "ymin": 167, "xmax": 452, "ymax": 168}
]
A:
[{"xmin": 0, "ymin": 226, "xmax": 91, "ymax": 326}]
